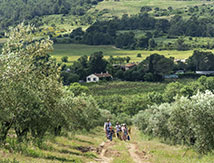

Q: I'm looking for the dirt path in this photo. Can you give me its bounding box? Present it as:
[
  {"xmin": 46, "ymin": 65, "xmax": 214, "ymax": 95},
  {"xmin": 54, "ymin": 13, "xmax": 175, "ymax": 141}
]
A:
[
  {"xmin": 99, "ymin": 141, "xmax": 114, "ymax": 163},
  {"xmin": 127, "ymin": 143, "xmax": 151, "ymax": 163},
  {"xmin": 89, "ymin": 141, "xmax": 116, "ymax": 163},
  {"xmin": 95, "ymin": 140, "xmax": 151, "ymax": 163},
  {"xmin": 88, "ymin": 127, "xmax": 152, "ymax": 163}
]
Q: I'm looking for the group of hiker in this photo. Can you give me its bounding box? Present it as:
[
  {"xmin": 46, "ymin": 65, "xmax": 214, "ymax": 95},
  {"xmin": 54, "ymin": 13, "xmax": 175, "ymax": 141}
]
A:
[{"xmin": 104, "ymin": 119, "xmax": 130, "ymax": 141}]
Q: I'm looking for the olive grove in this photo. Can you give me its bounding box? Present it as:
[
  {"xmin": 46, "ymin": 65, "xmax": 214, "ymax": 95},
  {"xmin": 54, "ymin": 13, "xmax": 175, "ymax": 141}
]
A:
[{"xmin": 0, "ymin": 23, "xmax": 101, "ymax": 143}]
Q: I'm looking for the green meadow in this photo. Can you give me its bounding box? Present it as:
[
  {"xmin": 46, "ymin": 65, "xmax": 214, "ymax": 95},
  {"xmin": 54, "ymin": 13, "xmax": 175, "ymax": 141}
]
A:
[
  {"xmin": 2, "ymin": 126, "xmax": 214, "ymax": 163},
  {"xmin": 91, "ymin": 0, "xmax": 213, "ymax": 18},
  {"xmin": 52, "ymin": 43, "xmax": 196, "ymax": 63},
  {"xmin": 1, "ymin": 39, "xmax": 213, "ymax": 63}
]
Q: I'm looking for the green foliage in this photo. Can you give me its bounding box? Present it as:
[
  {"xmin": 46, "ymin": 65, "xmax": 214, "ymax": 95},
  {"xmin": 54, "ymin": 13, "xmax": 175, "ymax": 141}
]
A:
[
  {"xmin": 89, "ymin": 81, "xmax": 167, "ymax": 116},
  {"xmin": 108, "ymin": 56, "xmax": 130, "ymax": 64},
  {"xmin": 187, "ymin": 50, "xmax": 214, "ymax": 71},
  {"xmin": 61, "ymin": 56, "xmax": 68, "ymax": 62},
  {"xmin": 89, "ymin": 51, "xmax": 108, "ymax": 73},
  {"xmin": 0, "ymin": 23, "xmax": 63, "ymax": 142},
  {"xmin": 115, "ymin": 32, "xmax": 136, "ymax": 49},
  {"xmin": 175, "ymin": 37, "xmax": 189, "ymax": 50},
  {"xmin": 137, "ymin": 53, "xmax": 174, "ymax": 81},
  {"xmin": 0, "ymin": 23, "xmax": 102, "ymax": 145},
  {"xmin": 69, "ymin": 83, "xmax": 89, "ymax": 96},
  {"xmin": 115, "ymin": 113, "xmax": 132, "ymax": 126},
  {"xmin": 134, "ymin": 77, "xmax": 214, "ymax": 154},
  {"xmin": 122, "ymin": 95, "xmax": 149, "ymax": 116},
  {"xmin": 62, "ymin": 92, "xmax": 101, "ymax": 131},
  {"xmin": 61, "ymin": 72, "xmax": 80, "ymax": 85},
  {"xmin": 163, "ymin": 82, "xmax": 183, "ymax": 102},
  {"xmin": 137, "ymin": 53, "xmax": 142, "ymax": 57},
  {"xmin": 0, "ymin": 0, "xmax": 102, "ymax": 29},
  {"xmin": 0, "ymin": 159, "xmax": 19, "ymax": 163},
  {"xmin": 60, "ymin": 51, "xmax": 109, "ymax": 83},
  {"xmin": 147, "ymin": 91, "xmax": 163, "ymax": 105},
  {"xmin": 99, "ymin": 109, "xmax": 116, "ymax": 124}
]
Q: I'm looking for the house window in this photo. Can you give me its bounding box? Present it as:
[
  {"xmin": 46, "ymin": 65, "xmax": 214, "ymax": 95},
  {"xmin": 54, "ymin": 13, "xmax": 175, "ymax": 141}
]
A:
[
  {"xmin": 88, "ymin": 78, "xmax": 91, "ymax": 81},
  {"xmin": 93, "ymin": 78, "xmax": 97, "ymax": 81}
]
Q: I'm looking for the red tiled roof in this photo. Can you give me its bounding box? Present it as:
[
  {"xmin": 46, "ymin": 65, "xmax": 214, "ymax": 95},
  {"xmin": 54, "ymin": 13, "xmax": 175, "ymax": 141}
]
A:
[
  {"xmin": 125, "ymin": 63, "xmax": 136, "ymax": 68},
  {"xmin": 94, "ymin": 73, "xmax": 112, "ymax": 78}
]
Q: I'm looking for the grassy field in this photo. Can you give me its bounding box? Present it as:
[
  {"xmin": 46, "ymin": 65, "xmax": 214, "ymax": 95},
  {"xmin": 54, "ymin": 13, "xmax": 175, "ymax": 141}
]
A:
[
  {"xmin": 2, "ymin": 126, "xmax": 214, "ymax": 163},
  {"xmin": 0, "ymin": 40, "xmax": 196, "ymax": 63},
  {"xmin": 91, "ymin": 0, "xmax": 214, "ymax": 18},
  {"xmin": 0, "ymin": 39, "xmax": 212, "ymax": 63},
  {"xmin": 52, "ymin": 43, "xmax": 197, "ymax": 63},
  {"xmin": 0, "ymin": 127, "xmax": 105, "ymax": 163}
]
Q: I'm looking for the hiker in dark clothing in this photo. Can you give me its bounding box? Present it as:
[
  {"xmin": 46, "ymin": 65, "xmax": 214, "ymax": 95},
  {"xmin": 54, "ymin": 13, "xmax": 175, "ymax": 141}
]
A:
[
  {"xmin": 107, "ymin": 126, "xmax": 114, "ymax": 141},
  {"xmin": 104, "ymin": 119, "xmax": 112, "ymax": 138}
]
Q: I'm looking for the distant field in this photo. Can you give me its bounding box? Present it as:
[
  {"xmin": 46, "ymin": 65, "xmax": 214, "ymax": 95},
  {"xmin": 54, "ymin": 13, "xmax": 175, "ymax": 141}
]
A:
[
  {"xmin": 52, "ymin": 43, "xmax": 197, "ymax": 63},
  {"xmin": 91, "ymin": 0, "xmax": 214, "ymax": 18},
  {"xmin": 0, "ymin": 38, "xmax": 7, "ymax": 43}
]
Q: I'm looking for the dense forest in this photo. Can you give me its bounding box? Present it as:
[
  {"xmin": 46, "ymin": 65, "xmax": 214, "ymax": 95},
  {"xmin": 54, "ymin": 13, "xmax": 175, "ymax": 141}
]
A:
[{"xmin": 0, "ymin": 0, "xmax": 103, "ymax": 30}]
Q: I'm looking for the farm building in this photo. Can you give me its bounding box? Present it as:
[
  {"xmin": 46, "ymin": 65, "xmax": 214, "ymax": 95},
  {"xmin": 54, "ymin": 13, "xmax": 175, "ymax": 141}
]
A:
[
  {"xmin": 195, "ymin": 71, "xmax": 214, "ymax": 75},
  {"xmin": 124, "ymin": 63, "xmax": 137, "ymax": 70},
  {"xmin": 174, "ymin": 59, "xmax": 186, "ymax": 63},
  {"xmin": 86, "ymin": 73, "xmax": 113, "ymax": 83}
]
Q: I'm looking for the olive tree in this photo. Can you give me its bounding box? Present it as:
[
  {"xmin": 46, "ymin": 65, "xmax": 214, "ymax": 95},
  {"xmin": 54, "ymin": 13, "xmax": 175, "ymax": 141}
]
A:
[{"xmin": 0, "ymin": 23, "xmax": 63, "ymax": 142}]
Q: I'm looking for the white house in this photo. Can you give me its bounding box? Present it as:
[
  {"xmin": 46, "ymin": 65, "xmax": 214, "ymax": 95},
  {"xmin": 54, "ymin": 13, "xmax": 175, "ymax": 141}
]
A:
[
  {"xmin": 86, "ymin": 73, "xmax": 113, "ymax": 83},
  {"xmin": 174, "ymin": 59, "xmax": 186, "ymax": 63},
  {"xmin": 86, "ymin": 74, "xmax": 99, "ymax": 83},
  {"xmin": 196, "ymin": 71, "xmax": 214, "ymax": 75}
]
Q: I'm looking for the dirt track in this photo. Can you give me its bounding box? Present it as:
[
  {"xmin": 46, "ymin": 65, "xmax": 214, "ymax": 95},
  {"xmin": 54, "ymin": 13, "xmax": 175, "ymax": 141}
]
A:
[
  {"xmin": 93, "ymin": 140, "xmax": 151, "ymax": 163},
  {"xmin": 88, "ymin": 127, "xmax": 152, "ymax": 163},
  {"xmin": 127, "ymin": 143, "xmax": 151, "ymax": 163}
]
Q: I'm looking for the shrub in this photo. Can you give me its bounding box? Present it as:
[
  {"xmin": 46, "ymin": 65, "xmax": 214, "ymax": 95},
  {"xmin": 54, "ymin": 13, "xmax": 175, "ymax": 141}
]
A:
[
  {"xmin": 61, "ymin": 56, "xmax": 69, "ymax": 62},
  {"xmin": 135, "ymin": 90, "xmax": 214, "ymax": 154},
  {"xmin": 137, "ymin": 53, "xmax": 142, "ymax": 57},
  {"xmin": 69, "ymin": 83, "xmax": 89, "ymax": 96},
  {"xmin": 115, "ymin": 113, "xmax": 132, "ymax": 126}
]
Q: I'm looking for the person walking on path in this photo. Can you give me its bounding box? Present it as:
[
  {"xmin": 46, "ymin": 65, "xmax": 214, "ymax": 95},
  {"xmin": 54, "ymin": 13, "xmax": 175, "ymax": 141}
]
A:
[
  {"xmin": 107, "ymin": 126, "xmax": 114, "ymax": 141},
  {"xmin": 104, "ymin": 119, "xmax": 112, "ymax": 138},
  {"xmin": 115, "ymin": 122, "xmax": 122, "ymax": 140},
  {"xmin": 122, "ymin": 124, "xmax": 130, "ymax": 141}
]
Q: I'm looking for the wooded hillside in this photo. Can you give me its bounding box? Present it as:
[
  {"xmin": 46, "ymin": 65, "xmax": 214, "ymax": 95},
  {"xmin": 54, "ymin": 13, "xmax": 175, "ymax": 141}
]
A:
[{"xmin": 0, "ymin": 0, "xmax": 103, "ymax": 30}]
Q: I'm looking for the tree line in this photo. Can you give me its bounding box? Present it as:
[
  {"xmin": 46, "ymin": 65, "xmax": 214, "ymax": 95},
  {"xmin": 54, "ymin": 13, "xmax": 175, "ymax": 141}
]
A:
[
  {"xmin": 57, "ymin": 13, "xmax": 214, "ymax": 50},
  {"xmin": 61, "ymin": 50, "xmax": 214, "ymax": 85}
]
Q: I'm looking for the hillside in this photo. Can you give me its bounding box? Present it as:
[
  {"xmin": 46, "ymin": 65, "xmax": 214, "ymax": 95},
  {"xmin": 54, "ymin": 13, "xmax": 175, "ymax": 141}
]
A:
[
  {"xmin": 1, "ymin": 127, "xmax": 214, "ymax": 163},
  {"xmin": 2, "ymin": 22, "xmax": 214, "ymax": 163},
  {"xmin": 1, "ymin": 0, "xmax": 214, "ymax": 32},
  {"xmin": 91, "ymin": 0, "xmax": 214, "ymax": 19},
  {"xmin": 0, "ymin": 0, "xmax": 102, "ymax": 31}
]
